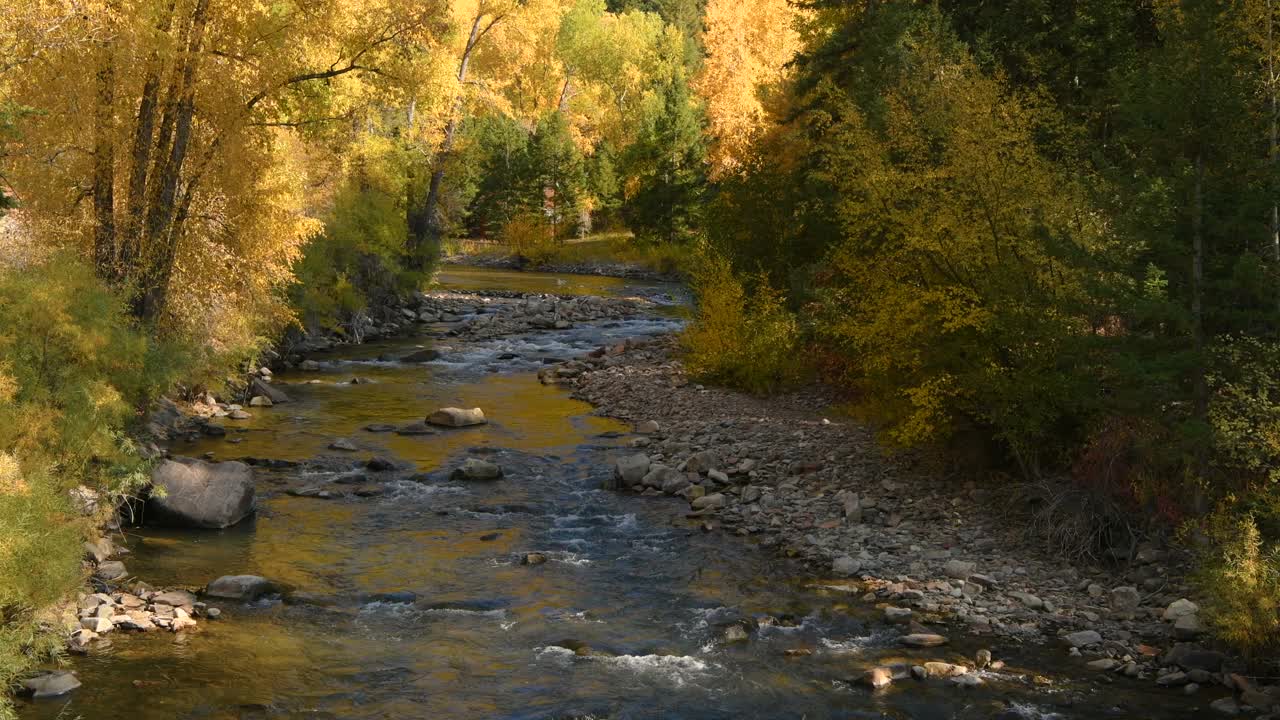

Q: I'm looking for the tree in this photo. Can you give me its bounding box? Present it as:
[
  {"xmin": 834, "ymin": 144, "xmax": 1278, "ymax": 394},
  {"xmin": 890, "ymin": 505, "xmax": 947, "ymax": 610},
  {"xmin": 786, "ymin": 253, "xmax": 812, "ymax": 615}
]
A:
[
  {"xmin": 7, "ymin": 0, "xmax": 446, "ymax": 331},
  {"xmin": 696, "ymin": 0, "xmax": 800, "ymax": 176},
  {"xmin": 621, "ymin": 76, "xmax": 708, "ymax": 243}
]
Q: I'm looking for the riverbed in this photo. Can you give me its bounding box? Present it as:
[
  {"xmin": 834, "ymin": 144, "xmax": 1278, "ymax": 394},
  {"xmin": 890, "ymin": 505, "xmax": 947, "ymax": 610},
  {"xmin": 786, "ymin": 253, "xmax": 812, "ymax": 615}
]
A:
[{"xmin": 20, "ymin": 268, "xmax": 1201, "ymax": 720}]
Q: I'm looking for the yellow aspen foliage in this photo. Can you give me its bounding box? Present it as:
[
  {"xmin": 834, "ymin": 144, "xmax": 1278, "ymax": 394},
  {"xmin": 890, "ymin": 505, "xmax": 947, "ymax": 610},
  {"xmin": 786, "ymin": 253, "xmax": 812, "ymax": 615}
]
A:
[
  {"xmin": 696, "ymin": 0, "xmax": 801, "ymax": 176},
  {"xmin": 814, "ymin": 33, "xmax": 1111, "ymax": 457},
  {"xmin": 3, "ymin": 0, "xmax": 447, "ymax": 348}
]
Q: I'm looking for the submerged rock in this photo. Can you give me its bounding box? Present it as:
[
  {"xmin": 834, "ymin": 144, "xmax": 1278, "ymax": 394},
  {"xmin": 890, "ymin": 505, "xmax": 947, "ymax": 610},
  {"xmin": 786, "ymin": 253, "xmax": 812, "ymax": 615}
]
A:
[
  {"xmin": 206, "ymin": 575, "xmax": 274, "ymax": 600},
  {"xmin": 21, "ymin": 671, "xmax": 81, "ymax": 699},
  {"xmin": 900, "ymin": 633, "xmax": 949, "ymax": 648},
  {"xmin": 452, "ymin": 458, "xmax": 503, "ymax": 481},
  {"xmin": 395, "ymin": 422, "xmax": 436, "ymax": 436},
  {"xmin": 148, "ymin": 458, "xmax": 255, "ymax": 529},
  {"xmin": 402, "ymin": 348, "xmax": 441, "ymax": 362}
]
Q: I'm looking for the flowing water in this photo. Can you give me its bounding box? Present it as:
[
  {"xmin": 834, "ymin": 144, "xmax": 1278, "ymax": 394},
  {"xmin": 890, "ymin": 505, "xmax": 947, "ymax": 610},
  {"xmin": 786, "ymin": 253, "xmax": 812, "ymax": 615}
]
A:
[{"xmin": 21, "ymin": 268, "xmax": 1202, "ymax": 719}]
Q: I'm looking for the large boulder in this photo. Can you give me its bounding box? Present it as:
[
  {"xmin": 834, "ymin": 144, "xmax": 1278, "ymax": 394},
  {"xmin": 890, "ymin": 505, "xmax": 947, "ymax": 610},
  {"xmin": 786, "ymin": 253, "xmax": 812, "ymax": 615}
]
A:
[
  {"xmin": 249, "ymin": 377, "xmax": 291, "ymax": 404},
  {"xmin": 426, "ymin": 407, "xmax": 487, "ymax": 428},
  {"xmin": 148, "ymin": 458, "xmax": 255, "ymax": 529}
]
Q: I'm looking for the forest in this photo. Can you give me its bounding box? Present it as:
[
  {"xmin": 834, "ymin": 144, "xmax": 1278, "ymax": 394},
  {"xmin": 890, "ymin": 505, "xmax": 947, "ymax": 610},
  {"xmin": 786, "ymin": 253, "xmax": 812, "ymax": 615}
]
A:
[{"xmin": 1, "ymin": 0, "xmax": 1280, "ymax": 713}]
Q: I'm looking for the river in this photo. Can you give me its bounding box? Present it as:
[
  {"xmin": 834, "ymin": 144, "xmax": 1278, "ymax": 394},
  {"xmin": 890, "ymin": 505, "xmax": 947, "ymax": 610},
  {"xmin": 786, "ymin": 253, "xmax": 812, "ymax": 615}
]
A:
[{"xmin": 20, "ymin": 267, "xmax": 1196, "ymax": 720}]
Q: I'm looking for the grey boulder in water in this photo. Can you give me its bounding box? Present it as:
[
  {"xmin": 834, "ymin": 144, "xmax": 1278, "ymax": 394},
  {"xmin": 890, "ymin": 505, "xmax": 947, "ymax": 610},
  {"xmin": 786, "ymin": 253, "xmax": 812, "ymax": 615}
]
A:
[{"xmin": 148, "ymin": 457, "xmax": 255, "ymax": 529}]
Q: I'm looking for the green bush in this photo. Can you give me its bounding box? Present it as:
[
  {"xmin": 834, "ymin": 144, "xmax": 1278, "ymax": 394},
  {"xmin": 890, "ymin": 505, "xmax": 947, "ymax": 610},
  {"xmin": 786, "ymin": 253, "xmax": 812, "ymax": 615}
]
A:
[
  {"xmin": 292, "ymin": 151, "xmax": 425, "ymax": 334},
  {"xmin": 680, "ymin": 253, "xmax": 803, "ymax": 394},
  {"xmin": 0, "ymin": 254, "xmax": 179, "ymax": 715}
]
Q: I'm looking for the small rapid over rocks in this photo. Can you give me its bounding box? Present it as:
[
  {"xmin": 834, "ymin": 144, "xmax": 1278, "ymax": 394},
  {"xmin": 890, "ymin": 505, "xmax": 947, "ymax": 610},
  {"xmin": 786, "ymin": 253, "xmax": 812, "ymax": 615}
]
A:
[{"xmin": 20, "ymin": 268, "xmax": 1223, "ymax": 720}]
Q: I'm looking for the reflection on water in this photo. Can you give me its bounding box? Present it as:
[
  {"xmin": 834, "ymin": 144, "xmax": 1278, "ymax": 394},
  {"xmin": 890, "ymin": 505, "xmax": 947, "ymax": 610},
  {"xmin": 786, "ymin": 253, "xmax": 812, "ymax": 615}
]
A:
[{"xmin": 20, "ymin": 272, "xmax": 1203, "ymax": 720}]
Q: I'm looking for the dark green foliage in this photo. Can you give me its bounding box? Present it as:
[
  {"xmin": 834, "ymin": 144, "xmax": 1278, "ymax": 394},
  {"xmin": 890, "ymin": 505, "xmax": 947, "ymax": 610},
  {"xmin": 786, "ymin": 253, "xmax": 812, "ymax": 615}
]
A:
[{"xmin": 621, "ymin": 77, "xmax": 709, "ymax": 245}]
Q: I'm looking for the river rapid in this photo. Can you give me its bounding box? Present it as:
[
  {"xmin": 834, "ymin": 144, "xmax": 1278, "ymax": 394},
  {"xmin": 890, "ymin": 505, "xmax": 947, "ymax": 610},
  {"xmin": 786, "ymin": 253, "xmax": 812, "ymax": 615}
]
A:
[{"xmin": 20, "ymin": 267, "xmax": 1198, "ymax": 720}]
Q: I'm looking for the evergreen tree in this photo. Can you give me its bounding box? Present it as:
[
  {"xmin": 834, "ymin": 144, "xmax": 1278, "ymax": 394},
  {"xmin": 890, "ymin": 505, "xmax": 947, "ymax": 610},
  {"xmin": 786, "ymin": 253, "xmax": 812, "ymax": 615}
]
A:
[{"xmin": 622, "ymin": 77, "xmax": 709, "ymax": 244}]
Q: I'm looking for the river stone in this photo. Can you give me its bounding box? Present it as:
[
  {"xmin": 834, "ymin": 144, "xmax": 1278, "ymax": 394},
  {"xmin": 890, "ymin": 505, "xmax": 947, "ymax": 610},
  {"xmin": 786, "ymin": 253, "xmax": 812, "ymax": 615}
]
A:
[
  {"xmin": 81, "ymin": 616, "xmax": 113, "ymax": 633},
  {"xmin": 228, "ymin": 408, "xmax": 253, "ymax": 419},
  {"xmin": 1210, "ymin": 698, "xmax": 1242, "ymax": 716},
  {"xmin": 1174, "ymin": 613, "xmax": 1202, "ymax": 639},
  {"xmin": 635, "ymin": 420, "xmax": 660, "ymax": 434},
  {"xmin": 614, "ymin": 454, "xmax": 651, "ymax": 488},
  {"xmin": 329, "ymin": 438, "xmax": 358, "ymax": 451},
  {"xmin": 427, "ymin": 407, "xmax": 487, "ymax": 428},
  {"xmin": 900, "ymin": 633, "xmax": 948, "ymax": 648},
  {"xmin": 95, "ymin": 560, "xmax": 127, "ymax": 581},
  {"xmin": 21, "ymin": 671, "xmax": 81, "ymax": 698},
  {"xmin": 206, "ymin": 575, "xmax": 274, "ymax": 600},
  {"xmin": 944, "ymin": 559, "xmax": 975, "ymax": 579},
  {"xmin": 299, "ymin": 360, "xmax": 321, "ymax": 371},
  {"xmin": 148, "ymin": 458, "xmax": 255, "ymax": 529},
  {"xmin": 250, "ymin": 377, "xmax": 291, "ymax": 404},
  {"xmin": 1065, "ymin": 629, "xmax": 1102, "ymax": 648},
  {"xmin": 691, "ymin": 493, "xmax": 726, "ymax": 511},
  {"xmin": 923, "ymin": 661, "xmax": 968, "ymax": 678},
  {"xmin": 521, "ymin": 553, "xmax": 547, "ymax": 566},
  {"xmin": 1163, "ymin": 643, "xmax": 1225, "ymax": 671},
  {"xmin": 402, "ymin": 348, "xmax": 442, "ymax": 363},
  {"xmin": 1009, "ymin": 591, "xmax": 1044, "ymax": 610},
  {"xmin": 247, "ymin": 396, "xmax": 271, "ymax": 409},
  {"xmin": 641, "ymin": 466, "xmax": 685, "ymax": 493},
  {"xmin": 395, "ymin": 422, "xmax": 436, "ymax": 436},
  {"xmin": 861, "ymin": 666, "xmax": 893, "ymax": 689},
  {"xmin": 832, "ymin": 555, "xmax": 861, "ymax": 577},
  {"xmin": 884, "ymin": 607, "xmax": 912, "ymax": 624},
  {"xmin": 685, "ymin": 450, "xmax": 719, "ymax": 474},
  {"xmin": 83, "ymin": 537, "xmax": 114, "ymax": 563},
  {"xmin": 452, "ymin": 458, "xmax": 503, "ymax": 481},
  {"xmin": 1110, "ymin": 586, "xmax": 1141, "ymax": 616},
  {"xmin": 1163, "ymin": 598, "xmax": 1199, "ymax": 621},
  {"xmin": 1087, "ymin": 658, "xmax": 1121, "ymax": 671},
  {"xmin": 152, "ymin": 590, "xmax": 197, "ymax": 608},
  {"xmin": 975, "ymin": 649, "xmax": 992, "ymax": 669}
]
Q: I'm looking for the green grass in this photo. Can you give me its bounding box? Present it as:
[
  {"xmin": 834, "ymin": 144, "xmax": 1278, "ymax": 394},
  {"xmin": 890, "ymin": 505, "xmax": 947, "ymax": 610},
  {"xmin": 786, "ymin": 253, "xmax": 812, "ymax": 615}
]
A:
[{"xmin": 444, "ymin": 233, "xmax": 697, "ymax": 277}]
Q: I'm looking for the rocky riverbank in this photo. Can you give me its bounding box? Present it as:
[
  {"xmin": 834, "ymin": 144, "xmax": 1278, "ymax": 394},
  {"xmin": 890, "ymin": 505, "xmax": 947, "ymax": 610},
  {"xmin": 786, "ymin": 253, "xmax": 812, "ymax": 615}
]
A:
[{"xmin": 541, "ymin": 333, "xmax": 1279, "ymax": 714}]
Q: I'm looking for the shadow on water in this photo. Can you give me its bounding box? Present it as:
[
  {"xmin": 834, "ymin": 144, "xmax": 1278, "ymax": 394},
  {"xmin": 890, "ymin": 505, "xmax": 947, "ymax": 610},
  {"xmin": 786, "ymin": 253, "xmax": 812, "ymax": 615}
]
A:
[{"xmin": 20, "ymin": 269, "xmax": 1204, "ymax": 719}]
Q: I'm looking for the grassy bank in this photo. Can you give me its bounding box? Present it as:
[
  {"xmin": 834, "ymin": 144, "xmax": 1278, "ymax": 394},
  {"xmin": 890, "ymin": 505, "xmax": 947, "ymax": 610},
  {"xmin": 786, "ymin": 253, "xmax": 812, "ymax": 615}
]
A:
[{"xmin": 443, "ymin": 233, "xmax": 697, "ymax": 278}]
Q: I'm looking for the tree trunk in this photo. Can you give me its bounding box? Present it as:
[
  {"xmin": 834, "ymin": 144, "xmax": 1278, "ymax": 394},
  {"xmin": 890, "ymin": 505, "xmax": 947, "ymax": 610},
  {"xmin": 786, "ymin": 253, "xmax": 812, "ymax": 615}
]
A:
[
  {"xmin": 120, "ymin": 3, "xmax": 176, "ymax": 272},
  {"xmin": 135, "ymin": 0, "xmax": 210, "ymax": 322},
  {"xmin": 92, "ymin": 44, "xmax": 117, "ymax": 280},
  {"xmin": 1269, "ymin": 0, "xmax": 1279, "ymax": 307},
  {"xmin": 407, "ymin": 12, "xmax": 489, "ymax": 269}
]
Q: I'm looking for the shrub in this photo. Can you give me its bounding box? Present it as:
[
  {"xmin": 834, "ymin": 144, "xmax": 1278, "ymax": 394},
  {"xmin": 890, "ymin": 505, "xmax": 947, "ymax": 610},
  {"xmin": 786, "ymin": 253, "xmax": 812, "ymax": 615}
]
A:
[
  {"xmin": 0, "ymin": 254, "xmax": 178, "ymax": 715},
  {"xmin": 681, "ymin": 253, "xmax": 803, "ymax": 394},
  {"xmin": 501, "ymin": 211, "xmax": 560, "ymax": 266},
  {"xmin": 1193, "ymin": 505, "xmax": 1280, "ymax": 659}
]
